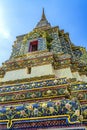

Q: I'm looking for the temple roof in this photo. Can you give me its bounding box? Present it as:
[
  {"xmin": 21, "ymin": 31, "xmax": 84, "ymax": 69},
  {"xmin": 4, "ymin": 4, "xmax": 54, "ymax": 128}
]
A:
[{"xmin": 35, "ymin": 8, "xmax": 51, "ymax": 29}]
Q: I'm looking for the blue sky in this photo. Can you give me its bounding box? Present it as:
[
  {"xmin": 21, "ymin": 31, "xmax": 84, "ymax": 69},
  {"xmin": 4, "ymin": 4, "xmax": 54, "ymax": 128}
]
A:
[{"xmin": 0, "ymin": 0, "xmax": 87, "ymax": 66}]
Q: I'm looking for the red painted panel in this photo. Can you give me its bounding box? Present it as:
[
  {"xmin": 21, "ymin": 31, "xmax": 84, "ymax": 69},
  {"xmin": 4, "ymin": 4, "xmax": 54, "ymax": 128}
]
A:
[{"xmin": 29, "ymin": 40, "xmax": 38, "ymax": 52}]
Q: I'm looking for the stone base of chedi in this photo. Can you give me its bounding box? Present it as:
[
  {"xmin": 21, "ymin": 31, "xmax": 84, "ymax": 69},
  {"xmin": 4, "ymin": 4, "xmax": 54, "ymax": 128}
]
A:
[{"xmin": 0, "ymin": 9, "xmax": 87, "ymax": 130}]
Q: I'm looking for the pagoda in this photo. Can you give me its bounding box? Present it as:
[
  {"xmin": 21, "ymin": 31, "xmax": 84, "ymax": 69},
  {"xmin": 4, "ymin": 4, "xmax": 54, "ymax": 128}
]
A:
[{"xmin": 0, "ymin": 9, "xmax": 87, "ymax": 130}]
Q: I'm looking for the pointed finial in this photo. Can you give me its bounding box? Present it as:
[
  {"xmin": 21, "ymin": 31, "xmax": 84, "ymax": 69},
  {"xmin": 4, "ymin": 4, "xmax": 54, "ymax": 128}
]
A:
[
  {"xmin": 41, "ymin": 8, "xmax": 46, "ymax": 21},
  {"xmin": 35, "ymin": 8, "xmax": 51, "ymax": 28}
]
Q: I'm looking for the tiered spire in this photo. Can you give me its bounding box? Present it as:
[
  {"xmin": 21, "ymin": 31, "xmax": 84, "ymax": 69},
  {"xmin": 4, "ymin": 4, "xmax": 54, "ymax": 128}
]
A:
[
  {"xmin": 41, "ymin": 8, "xmax": 47, "ymax": 21},
  {"xmin": 35, "ymin": 8, "xmax": 51, "ymax": 29}
]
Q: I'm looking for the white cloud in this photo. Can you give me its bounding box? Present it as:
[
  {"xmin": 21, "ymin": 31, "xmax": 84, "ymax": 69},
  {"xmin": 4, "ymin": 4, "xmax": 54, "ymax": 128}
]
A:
[
  {"xmin": 0, "ymin": 5, "xmax": 12, "ymax": 40},
  {"xmin": 0, "ymin": 5, "xmax": 13, "ymax": 66},
  {"xmin": 0, "ymin": 27, "xmax": 11, "ymax": 40}
]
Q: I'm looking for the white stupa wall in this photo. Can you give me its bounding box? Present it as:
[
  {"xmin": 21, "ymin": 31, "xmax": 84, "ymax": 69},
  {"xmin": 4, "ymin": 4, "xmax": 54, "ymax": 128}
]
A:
[
  {"xmin": 2, "ymin": 64, "xmax": 54, "ymax": 82},
  {"xmin": 54, "ymin": 67, "xmax": 73, "ymax": 79},
  {"xmin": 81, "ymin": 75, "xmax": 87, "ymax": 83},
  {"xmin": 72, "ymin": 71, "xmax": 82, "ymax": 81}
]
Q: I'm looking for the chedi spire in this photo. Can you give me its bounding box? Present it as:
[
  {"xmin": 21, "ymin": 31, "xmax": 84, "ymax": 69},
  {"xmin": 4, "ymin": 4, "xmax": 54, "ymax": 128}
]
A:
[
  {"xmin": 35, "ymin": 8, "xmax": 51, "ymax": 29},
  {"xmin": 41, "ymin": 8, "xmax": 47, "ymax": 21}
]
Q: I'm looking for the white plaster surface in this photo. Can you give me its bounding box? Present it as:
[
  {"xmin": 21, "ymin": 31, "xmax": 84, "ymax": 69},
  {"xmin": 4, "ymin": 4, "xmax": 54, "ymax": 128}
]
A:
[
  {"xmin": 72, "ymin": 71, "xmax": 82, "ymax": 81},
  {"xmin": 2, "ymin": 64, "xmax": 54, "ymax": 82},
  {"xmin": 81, "ymin": 75, "xmax": 87, "ymax": 83},
  {"xmin": 54, "ymin": 67, "xmax": 73, "ymax": 79}
]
